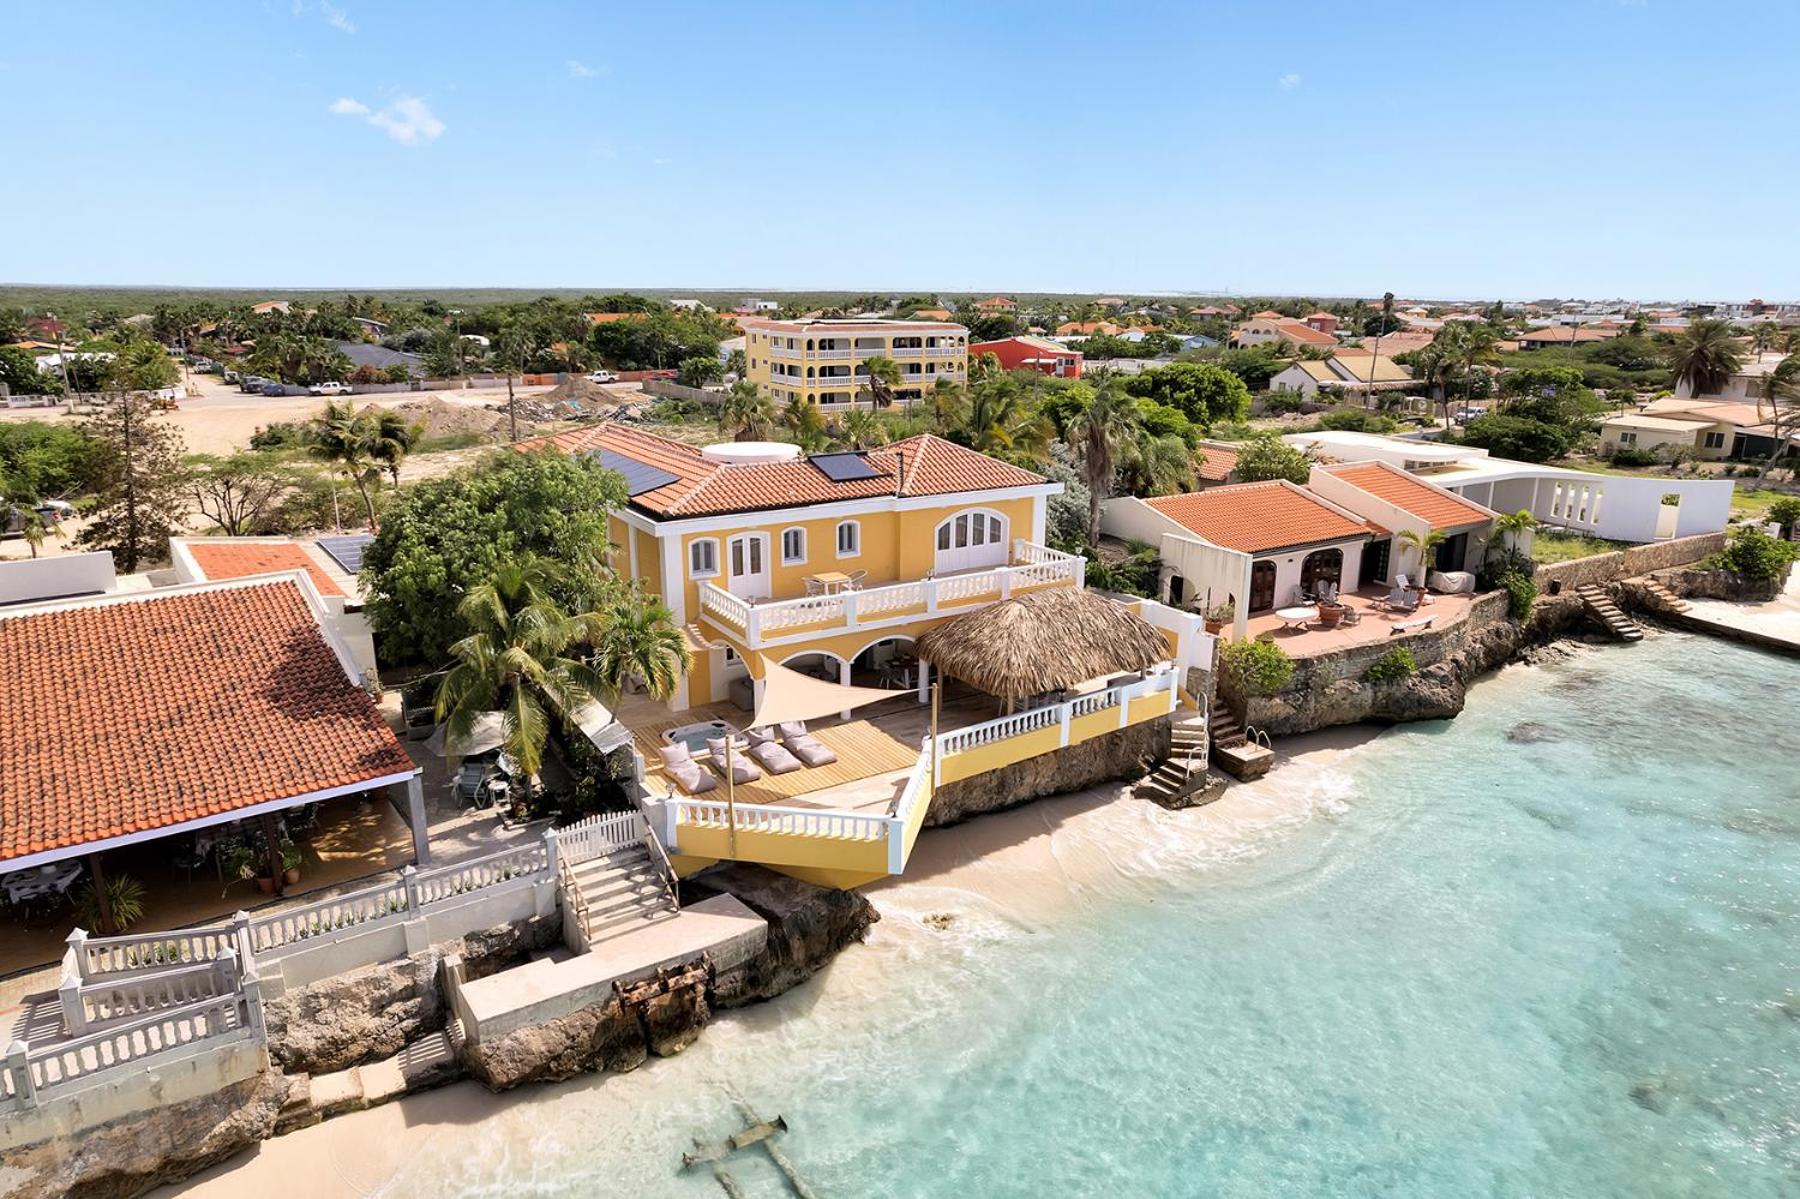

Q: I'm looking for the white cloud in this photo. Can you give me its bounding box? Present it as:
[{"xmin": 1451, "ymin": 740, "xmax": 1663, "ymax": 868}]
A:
[
  {"xmin": 329, "ymin": 95, "xmax": 444, "ymax": 145},
  {"xmin": 320, "ymin": 2, "xmax": 355, "ymax": 33},
  {"xmin": 1278, "ymin": 73, "xmax": 1302, "ymax": 90},
  {"xmin": 567, "ymin": 59, "xmax": 598, "ymax": 78}
]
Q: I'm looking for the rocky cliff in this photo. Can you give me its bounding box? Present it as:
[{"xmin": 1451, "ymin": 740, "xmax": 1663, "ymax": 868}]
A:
[{"xmin": 923, "ymin": 718, "xmax": 1169, "ymax": 826}]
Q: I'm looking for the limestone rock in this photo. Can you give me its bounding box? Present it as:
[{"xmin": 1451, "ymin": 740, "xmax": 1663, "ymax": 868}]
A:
[
  {"xmin": 684, "ymin": 865, "xmax": 878, "ymax": 1008},
  {"xmin": 924, "ymin": 718, "xmax": 1170, "ymax": 827},
  {"xmin": 3, "ymin": 1071, "xmax": 289, "ymax": 1199},
  {"xmin": 464, "ymin": 995, "xmax": 646, "ymax": 1091}
]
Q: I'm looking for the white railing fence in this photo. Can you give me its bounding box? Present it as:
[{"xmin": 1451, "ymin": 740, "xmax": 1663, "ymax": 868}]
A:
[
  {"xmin": 933, "ymin": 668, "xmax": 1177, "ymax": 777},
  {"xmin": 553, "ymin": 809, "xmax": 645, "ymax": 868}
]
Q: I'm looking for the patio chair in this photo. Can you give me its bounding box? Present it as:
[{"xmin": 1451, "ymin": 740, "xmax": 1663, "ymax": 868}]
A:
[
  {"xmin": 1382, "ymin": 587, "xmax": 1420, "ymax": 613},
  {"xmin": 846, "ymin": 569, "xmax": 868, "ymax": 590},
  {"xmin": 804, "ymin": 577, "xmax": 825, "ymax": 596},
  {"xmin": 776, "ymin": 720, "xmax": 839, "ymax": 767},
  {"xmin": 745, "ymin": 727, "xmax": 803, "ymax": 775},
  {"xmin": 707, "ymin": 736, "xmax": 764, "ymax": 784},
  {"xmin": 657, "ymin": 743, "xmax": 716, "ymax": 795},
  {"xmin": 1339, "ymin": 604, "xmax": 1362, "ymax": 626}
]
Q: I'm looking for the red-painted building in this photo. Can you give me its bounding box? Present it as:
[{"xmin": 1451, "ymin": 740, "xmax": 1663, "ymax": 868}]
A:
[{"xmin": 971, "ymin": 335, "xmax": 1083, "ymax": 378}]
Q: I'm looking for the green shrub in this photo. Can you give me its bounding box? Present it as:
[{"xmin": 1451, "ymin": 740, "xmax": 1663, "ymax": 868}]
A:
[
  {"xmin": 1319, "ymin": 407, "xmax": 1399, "ymax": 434},
  {"xmin": 75, "ymin": 873, "xmax": 147, "ymax": 931},
  {"xmin": 1365, "ymin": 646, "xmax": 1417, "ymax": 684},
  {"xmin": 1606, "ymin": 445, "xmax": 1657, "ymax": 468},
  {"xmin": 1708, "ymin": 525, "xmax": 1799, "ymax": 581},
  {"xmin": 1497, "ymin": 569, "xmax": 1537, "ymax": 620},
  {"xmin": 1220, "ymin": 638, "xmax": 1295, "ymax": 695},
  {"xmin": 1769, "ymin": 496, "xmax": 1800, "ymax": 536}
]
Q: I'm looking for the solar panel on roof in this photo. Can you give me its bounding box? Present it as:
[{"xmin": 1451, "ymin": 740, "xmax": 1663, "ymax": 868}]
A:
[
  {"xmin": 591, "ymin": 448, "xmax": 681, "ymax": 497},
  {"xmin": 809, "ymin": 452, "xmax": 882, "ymax": 482},
  {"xmin": 317, "ymin": 533, "xmax": 375, "ymax": 575}
]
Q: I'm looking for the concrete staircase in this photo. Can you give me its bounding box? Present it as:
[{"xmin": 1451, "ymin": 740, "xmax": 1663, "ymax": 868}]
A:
[
  {"xmin": 567, "ymin": 843, "xmax": 680, "ymax": 947},
  {"xmin": 1576, "ymin": 584, "xmax": 1644, "ymax": 642},
  {"xmin": 1208, "ymin": 695, "xmax": 1247, "ymax": 752},
  {"xmin": 1641, "ymin": 580, "xmax": 1691, "ymax": 614},
  {"xmin": 1137, "ymin": 711, "xmax": 1215, "ymax": 807}
]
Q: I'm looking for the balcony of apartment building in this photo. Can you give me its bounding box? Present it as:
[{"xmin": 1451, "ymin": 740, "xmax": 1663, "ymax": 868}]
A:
[{"xmin": 696, "ymin": 539, "xmax": 1085, "ymax": 652}]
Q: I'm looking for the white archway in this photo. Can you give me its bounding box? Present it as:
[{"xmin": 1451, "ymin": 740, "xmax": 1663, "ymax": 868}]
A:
[{"xmin": 932, "ymin": 508, "xmax": 1009, "ymax": 575}]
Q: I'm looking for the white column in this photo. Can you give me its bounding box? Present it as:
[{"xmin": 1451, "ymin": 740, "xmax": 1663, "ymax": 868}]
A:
[
  {"xmin": 839, "ymin": 657, "xmax": 853, "ymax": 721},
  {"xmin": 400, "ymin": 774, "xmax": 430, "ymax": 865},
  {"xmin": 916, "ymin": 659, "xmax": 930, "ymax": 705}
]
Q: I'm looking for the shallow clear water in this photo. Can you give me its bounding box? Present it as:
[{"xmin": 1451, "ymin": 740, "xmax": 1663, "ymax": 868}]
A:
[{"xmin": 382, "ymin": 632, "xmax": 1798, "ymax": 1198}]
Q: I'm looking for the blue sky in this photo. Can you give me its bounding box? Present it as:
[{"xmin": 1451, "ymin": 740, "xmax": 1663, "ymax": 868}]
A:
[{"xmin": 3, "ymin": 1, "xmax": 1794, "ymax": 299}]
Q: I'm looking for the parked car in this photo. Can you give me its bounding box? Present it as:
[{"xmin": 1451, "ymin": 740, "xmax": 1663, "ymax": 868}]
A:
[
  {"xmin": 308, "ymin": 381, "xmax": 351, "ymax": 396},
  {"xmin": 585, "ymin": 370, "xmax": 618, "ymax": 384},
  {"xmin": 222, "ymin": 369, "xmax": 240, "ymax": 383},
  {"xmin": 240, "ymin": 375, "xmax": 269, "ymax": 393},
  {"xmin": 34, "ymin": 499, "xmax": 77, "ymax": 523},
  {"xmin": 260, "ymin": 383, "xmax": 287, "ymax": 397},
  {"xmin": 1451, "ymin": 407, "xmax": 1484, "ymax": 425}
]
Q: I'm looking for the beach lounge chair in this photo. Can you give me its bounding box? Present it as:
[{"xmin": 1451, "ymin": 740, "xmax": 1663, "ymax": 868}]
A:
[
  {"xmin": 707, "ymin": 736, "xmax": 763, "ymax": 784},
  {"xmin": 658, "ymin": 743, "xmax": 717, "ymax": 795},
  {"xmin": 745, "ymin": 727, "xmax": 803, "ymax": 775},
  {"xmin": 776, "ymin": 720, "xmax": 839, "ymax": 767},
  {"xmin": 1381, "ymin": 587, "xmax": 1420, "ymax": 613}
]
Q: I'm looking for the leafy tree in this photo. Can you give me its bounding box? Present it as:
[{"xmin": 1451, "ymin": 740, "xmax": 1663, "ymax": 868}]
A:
[
  {"xmin": 0, "ymin": 346, "xmax": 59, "ymax": 395},
  {"xmin": 1209, "ymin": 345, "xmax": 1289, "ymax": 391},
  {"xmin": 1117, "ymin": 431, "xmax": 1195, "ymax": 497},
  {"xmin": 77, "ymin": 395, "xmax": 188, "ymax": 572},
  {"xmin": 0, "ymin": 421, "xmax": 98, "ymax": 499},
  {"xmin": 247, "ymin": 333, "xmax": 353, "ymax": 385},
  {"xmin": 1767, "ymin": 496, "xmax": 1800, "ymax": 538},
  {"xmin": 717, "ymin": 381, "xmax": 776, "ymax": 441},
  {"xmin": 1039, "ymin": 459, "xmax": 1092, "ymax": 552},
  {"xmin": 1710, "ymin": 525, "xmax": 1798, "ymax": 581},
  {"xmin": 1067, "ymin": 379, "xmax": 1139, "ymax": 543},
  {"xmin": 183, "ymin": 452, "xmax": 300, "ymax": 536},
  {"xmin": 1124, "ymin": 362, "xmax": 1251, "ymax": 429},
  {"xmin": 107, "ymin": 340, "xmax": 180, "ymax": 391},
  {"xmin": 1232, "ymin": 433, "xmax": 1311, "ymax": 483},
  {"xmin": 1666, "ymin": 319, "xmax": 1745, "ymax": 396},
  {"xmin": 361, "ymin": 450, "xmax": 627, "ymax": 664},
  {"xmin": 1458, "ymin": 413, "xmax": 1572, "ymax": 462},
  {"xmin": 677, "ymin": 356, "xmax": 723, "ymax": 387}
]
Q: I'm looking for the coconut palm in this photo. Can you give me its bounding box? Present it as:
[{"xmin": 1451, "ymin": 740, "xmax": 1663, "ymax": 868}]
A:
[
  {"xmin": 1396, "ymin": 528, "xmax": 1447, "ymax": 584},
  {"xmin": 1447, "ymin": 322, "xmax": 1500, "ymax": 428},
  {"xmin": 1667, "ymin": 319, "xmax": 1745, "ymax": 397},
  {"xmin": 435, "ymin": 558, "xmax": 610, "ymax": 778},
  {"xmin": 1067, "ymin": 379, "xmax": 1140, "ymax": 544},
  {"xmin": 834, "ymin": 408, "xmax": 886, "ymax": 450},
  {"xmin": 779, "ymin": 395, "xmax": 831, "ymax": 453},
  {"xmin": 927, "ymin": 378, "xmax": 970, "ymax": 434},
  {"xmin": 1493, "ymin": 508, "xmax": 1536, "ymax": 550},
  {"xmin": 966, "ymin": 351, "xmax": 1003, "ymax": 386},
  {"xmin": 1117, "ymin": 431, "xmax": 1196, "ymax": 497},
  {"xmin": 958, "ymin": 379, "xmax": 1052, "ymax": 463},
  {"xmin": 858, "ymin": 355, "xmax": 904, "ymax": 408},
  {"xmin": 717, "ymin": 381, "xmax": 776, "ymax": 442},
  {"xmin": 1754, "ymin": 356, "xmax": 1799, "ymax": 480},
  {"xmin": 370, "ymin": 409, "xmax": 422, "ymax": 486},
  {"xmin": 1751, "ymin": 322, "xmax": 1777, "ymax": 362},
  {"xmin": 308, "ymin": 400, "xmax": 381, "ymax": 529},
  {"xmin": 589, "ymin": 585, "xmax": 691, "ymax": 703}
]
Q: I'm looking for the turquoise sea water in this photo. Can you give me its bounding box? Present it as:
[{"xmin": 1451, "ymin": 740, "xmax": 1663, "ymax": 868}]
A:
[{"xmin": 378, "ymin": 631, "xmax": 1798, "ymax": 1198}]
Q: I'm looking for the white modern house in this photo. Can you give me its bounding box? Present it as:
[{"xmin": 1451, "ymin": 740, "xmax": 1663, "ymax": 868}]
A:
[{"xmin": 1282, "ymin": 431, "xmax": 1734, "ymax": 543}]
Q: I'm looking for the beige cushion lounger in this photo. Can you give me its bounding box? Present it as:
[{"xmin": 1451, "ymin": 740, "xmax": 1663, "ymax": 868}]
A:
[
  {"xmin": 658, "ymin": 743, "xmax": 716, "ymax": 795},
  {"xmin": 745, "ymin": 727, "xmax": 803, "ymax": 775},
  {"xmin": 775, "ymin": 720, "xmax": 838, "ymax": 768},
  {"xmin": 707, "ymin": 735, "xmax": 763, "ymax": 784}
]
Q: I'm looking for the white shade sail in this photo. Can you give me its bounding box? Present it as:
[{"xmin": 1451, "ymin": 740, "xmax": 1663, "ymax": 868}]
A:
[{"xmin": 751, "ymin": 658, "xmax": 900, "ymax": 728}]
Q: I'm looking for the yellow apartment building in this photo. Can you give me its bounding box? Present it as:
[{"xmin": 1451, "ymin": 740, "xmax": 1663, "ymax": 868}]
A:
[{"xmin": 743, "ymin": 317, "xmax": 968, "ymax": 409}]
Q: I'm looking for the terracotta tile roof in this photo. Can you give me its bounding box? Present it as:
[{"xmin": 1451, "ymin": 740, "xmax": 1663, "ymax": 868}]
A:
[
  {"xmin": 1322, "ymin": 462, "xmax": 1493, "ymax": 530},
  {"xmin": 187, "ymin": 542, "xmax": 345, "ymax": 597},
  {"xmin": 515, "ymin": 425, "xmax": 1046, "ymax": 518},
  {"xmin": 1196, "ymin": 443, "xmax": 1239, "ymax": 482},
  {"xmin": 1144, "ymin": 482, "xmax": 1372, "ymax": 553},
  {"xmin": 0, "ymin": 581, "xmax": 413, "ymax": 865}
]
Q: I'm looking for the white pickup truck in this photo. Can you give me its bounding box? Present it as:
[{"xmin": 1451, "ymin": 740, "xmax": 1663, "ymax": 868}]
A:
[
  {"xmin": 585, "ymin": 370, "xmax": 618, "ymax": 384},
  {"xmin": 308, "ymin": 381, "xmax": 351, "ymax": 396}
]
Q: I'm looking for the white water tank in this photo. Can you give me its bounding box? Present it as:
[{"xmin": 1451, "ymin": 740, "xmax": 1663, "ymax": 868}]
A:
[{"xmin": 700, "ymin": 441, "xmax": 802, "ymax": 465}]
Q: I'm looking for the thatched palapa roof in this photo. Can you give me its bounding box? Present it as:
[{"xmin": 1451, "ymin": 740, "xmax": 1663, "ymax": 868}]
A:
[{"xmin": 914, "ymin": 588, "xmax": 1171, "ymax": 701}]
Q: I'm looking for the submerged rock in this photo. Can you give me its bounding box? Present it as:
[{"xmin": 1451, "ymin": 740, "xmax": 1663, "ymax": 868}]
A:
[
  {"xmin": 1506, "ymin": 721, "xmax": 1567, "ymax": 744},
  {"xmin": 1628, "ymin": 1077, "xmax": 1675, "ymax": 1114}
]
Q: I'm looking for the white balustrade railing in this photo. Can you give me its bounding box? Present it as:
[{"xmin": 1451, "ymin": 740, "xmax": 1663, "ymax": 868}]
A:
[
  {"xmin": 246, "ymin": 878, "xmax": 411, "ymax": 953},
  {"xmin": 925, "ymin": 346, "xmax": 960, "ymax": 358},
  {"xmin": 76, "ymin": 958, "xmax": 232, "ymax": 1030},
  {"xmin": 697, "ymin": 544, "xmax": 1082, "ymax": 649},
  {"xmin": 812, "ymin": 348, "xmax": 852, "ymax": 360},
  {"xmin": 18, "ymin": 992, "xmax": 248, "ymax": 1100},
  {"xmin": 668, "ymin": 797, "xmax": 890, "ymax": 842},
  {"xmin": 551, "ymin": 810, "xmax": 644, "ymax": 868},
  {"xmin": 414, "ymin": 840, "xmax": 548, "ymax": 903},
  {"xmin": 935, "ymin": 669, "xmax": 1177, "ymax": 766},
  {"xmin": 79, "ymin": 925, "xmax": 239, "ymax": 977}
]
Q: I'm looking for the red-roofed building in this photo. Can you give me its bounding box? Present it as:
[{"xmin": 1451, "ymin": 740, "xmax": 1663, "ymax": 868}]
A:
[
  {"xmin": 1103, "ymin": 480, "xmax": 1380, "ymax": 633},
  {"xmin": 171, "ymin": 536, "xmax": 377, "ymax": 676},
  {"xmin": 1229, "ymin": 317, "xmax": 1338, "ymax": 350},
  {"xmin": 971, "ymin": 335, "xmax": 1082, "ymax": 378},
  {"xmin": 0, "ymin": 572, "xmax": 424, "ymax": 907},
  {"xmin": 1308, "ymin": 459, "xmax": 1497, "ymax": 584}
]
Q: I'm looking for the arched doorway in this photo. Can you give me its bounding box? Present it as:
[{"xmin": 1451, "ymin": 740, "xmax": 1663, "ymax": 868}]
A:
[
  {"xmin": 933, "ymin": 509, "xmax": 1009, "ymax": 575},
  {"xmin": 1300, "ymin": 547, "xmax": 1343, "ymax": 596}
]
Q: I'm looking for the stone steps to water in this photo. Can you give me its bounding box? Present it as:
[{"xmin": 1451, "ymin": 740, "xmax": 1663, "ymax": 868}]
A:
[
  {"xmin": 565, "ymin": 843, "xmax": 680, "ymax": 947},
  {"xmin": 276, "ymin": 1029, "xmax": 459, "ymax": 1133},
  {"xmin": 1642, "ymin": 580, "xmax": 1691, "ymax": 613},
  {"xmin": 1208, "ymin": 698, "xmax": 1246, "ymax": 750},
  {"xmin": 1138, "ymin": 713, "xmax": 1218, "ymax": 807},
  {"xmin": 1576, "ymin": 585, "xmax": 1643, "ymax": 642}
]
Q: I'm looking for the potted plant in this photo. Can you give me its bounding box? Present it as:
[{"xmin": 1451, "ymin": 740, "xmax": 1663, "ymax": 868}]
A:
[
  {"xmin": 219, "ymin": 843, "xmax": 264, "ymax": 896},
  {"xmin": 1317, "ymin": 602, "xmax": 1345, "ymax": 629},
  {"xmin": 280, "ymin": 840, "xmax": 303, "ymax": 887},
  {"xmin": 1204, "ymin": 599, "xmax": 1235, "ymax": 635}
]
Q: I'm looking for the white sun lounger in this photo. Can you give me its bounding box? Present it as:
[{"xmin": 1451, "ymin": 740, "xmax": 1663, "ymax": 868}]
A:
[
  {"xmin": 657, "ymin": 743, "xmax": 716, "ymax": 795},
  {"xmin": 707, "ymin": 736, "xmax": 763, "ymax": 784},
  {"xmin": 776, "ymin": 720, "xmax": 838, "ymax": 767}
]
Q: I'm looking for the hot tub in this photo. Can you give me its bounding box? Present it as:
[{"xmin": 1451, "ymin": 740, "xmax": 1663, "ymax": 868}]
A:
[{"xmin": 662, "ymin": 719, "xmax": 736, "ymax": 754}]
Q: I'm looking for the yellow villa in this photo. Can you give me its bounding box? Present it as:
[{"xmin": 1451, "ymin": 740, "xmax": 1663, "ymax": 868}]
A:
[
  {"xmin": 742, "ymin": 316, "xmax": 968, "ymax": 408},
  {"xmin": 518, "ymin": 424, "xmax": 1213, "ymax": 890}
]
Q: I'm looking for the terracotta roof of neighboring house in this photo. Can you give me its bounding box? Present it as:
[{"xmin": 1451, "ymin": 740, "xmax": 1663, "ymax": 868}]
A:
[
  {"xmin": 974, "ymin": 335, "xmax": 1075, "ymax": 356},
  {"xmin": 515, "ymin": 425, "xmax": 1046, "ymax": 519},
  {"xmin": 974, "ymin": 296, "xmax": 1016, "ymax": 310},
  {"xmin": 1235, "ymin": 318, "xmax": 1337, "ymax": 347},
  {"xmin": 0, "ymin": 581, "xmax": 413, "ymax": 866},
  {"xmin": 1056, "ymin": 321, "xmax": 1122, "ymax": 337},
  {"xmin": 910, "ymin": 308, "xmax": 954, "ymax": 321},
  {"xmin": 1305, "ymin": 311, "xmax": 1336, "ymax": 321},
  {"xmin": 1322, "ymin": 462, "xmax": 1493, "ymax": 530},
  {"xmin": 584, "ymin": 311, "xmax": 648, "ymax": 325},
  {"xmin": 186, "ymin": 541, "xmax": 345, "ymax": 597},
  {"xmin": 1195, "ymin": 442, "xmax": 1239, "ymax": 482},
  {"xmin": 1144, "ymin": 481, "xmax": 1373, "ymax": 554},
  {"xmin": 1518, "ymin": 326, "xmax": 1617, "ymax": 344},
  {"xmin": 1252, "ymin": 310, "xmax": 1283, "ymax": 320}
]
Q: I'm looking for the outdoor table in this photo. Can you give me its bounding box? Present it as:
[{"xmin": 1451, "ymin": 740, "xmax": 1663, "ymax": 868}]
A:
[
  {"xmin": 1275, "ymin": 605, "xmax": 1320, "ymax": 631},
  {"xmin": 809, "ymin": 571, "xmax": 853, "ymax": 593},
  {"xmin": 2, "ymin": 861, "xmax": 84, "ymax": 905}
]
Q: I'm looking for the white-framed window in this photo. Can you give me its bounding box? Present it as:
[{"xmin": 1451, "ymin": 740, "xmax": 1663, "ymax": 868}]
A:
[
  {"xmin": 781, "ymin": 527, "xmax": 807, "ymax": 565},
  {"xmin": 836, "ymin": 520, "xmax": 860, "ymax": 558},
  {"xmin": 1703, "ymin": 431, "xmax": 1726, "ymax": 449},
  {"xmin": 689, "ymin": 537, "xmax": 720, "ymax": 578},
  {"xmin": 1618, "ymin": 432, "xmax": 1637, "ymax": 446}
]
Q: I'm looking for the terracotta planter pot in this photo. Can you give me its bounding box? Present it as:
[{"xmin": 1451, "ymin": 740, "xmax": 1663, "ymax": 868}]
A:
[
  {"xmin": 283, "ymin": 868, "xmax": 301, "ymax": 886},
  {"xmin": 256, "ymin": 877, "xmax": 276, "ymax": 895},
  {"xmin": 1318, "ymin": 605, "xmax": 1345, "ymax": 629},
  {"xmin": 1204, "ymin": 619, "xmax": 1225, "ymax": 635}
]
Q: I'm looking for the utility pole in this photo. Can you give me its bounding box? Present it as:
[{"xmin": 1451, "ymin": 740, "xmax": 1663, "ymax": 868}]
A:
[{"xmin": 49, "ymin": 311, "xmax": 73, "ymax": 395}]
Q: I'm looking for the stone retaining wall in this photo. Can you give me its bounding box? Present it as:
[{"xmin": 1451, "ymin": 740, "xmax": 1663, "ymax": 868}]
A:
[
  {"xmin": 1533, "ymin": 531, "xmax": 1724, "ymax": 593},
  {"xmin": 924, "ymin": 717, "xmax": 1170, "ymax": 827}
]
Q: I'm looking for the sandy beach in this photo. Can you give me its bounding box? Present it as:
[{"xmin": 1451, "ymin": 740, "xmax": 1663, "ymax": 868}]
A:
[
  {"xmin": 157, "ymin": 724, "xmax": 1388, "ymax": 1197},
  {"xmin": 1683, "ymin": 568, "xmax": 1800, "ymax": 643}
]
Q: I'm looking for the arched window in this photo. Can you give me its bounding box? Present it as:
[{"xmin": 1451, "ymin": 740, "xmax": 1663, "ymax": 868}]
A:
[
  {"xmin": 933, "ymin": 508, "xmax": 1008, "ymax": 573},
  {"xmin": 835, "ymin": 520, "xmax": 860, "ymax": 558},
  {"xmin": 1300, "ymin": 547, "xmax": 1343, "ymax": 594},
  {"xmin": 780, "ymin": 527, "xmax": 807, "ymax": 565}
]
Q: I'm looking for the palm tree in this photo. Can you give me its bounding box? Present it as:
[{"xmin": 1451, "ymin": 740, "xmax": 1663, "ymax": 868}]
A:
[
  {"xmin": 370, "ymin": 409, "xmax": 422, "ymax": 486},
  {"xmin": 966, "ymin": 351, "xmax": 1003, "ymax": 386},
  {"xmin": 9, "ymin": 506, "xmax": 60, "ymax": 559},
  {"xmin": 958, "ymin": 379, "xmax": 1050, "ymax": 462},
  {"xmin": 1754, "ymin": 356, "xmax": 1799, "ymax": 480},
  {"xmin": 1751, "ymin": 322, "xmax": 1777, "ymax": 363},
  {"xmin": 1067, "ymin": 380, "xmax": 1140, "ymax": 545},
  {"xmin": 434, "ymin": 559, "xmax": 610, "ymax": 779},
  {"xmin": 308, "ymin": 401, "xmax": 381, "ymax": 529},
  {"xmin": 1118, "ymin": 431, "xmax": 1195, "ymax": 497},
  {"xmin": 1667, "ymin": 319, "xmax": 1745, "ymax": 397},
  {"xmin": 1396, "ymin": 528, "xmax": 1447, "ymax": 586},
  {"xmin": 834, "ymin": 408, "xmax": 885, "ymax": 450},
  {"xmin": 780, "ymin": 395, "xmax": 831, "ymax": 453},
  {"xmin": 1493, "ymin": 508, "xmax": 1535, "ymax": 551},
  {"xmin": 858, "ymin": 355, "xmax": 904, "ymax": 408},
  {"xmin": 589, "ymin": 584, "xmax": 691, "ymax": 703},
  {"xmin": 1447, "ymin": 323, "xmax": 1500, "ymax": 429},
  {"xmin": 927, "ymin": 378, "xmax": 970, "ymax": 435},
  {"xmin": 717, "ymin": 381, "xmax": 775, "ymax": 442}
]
